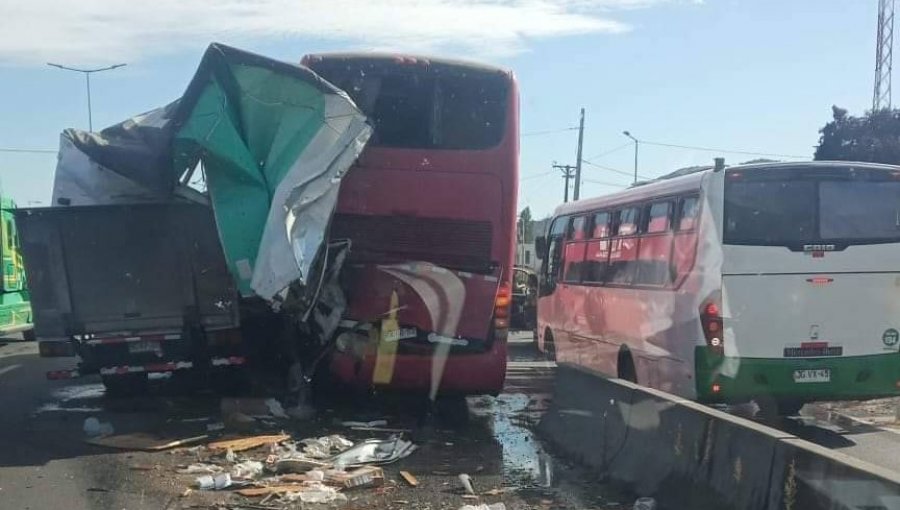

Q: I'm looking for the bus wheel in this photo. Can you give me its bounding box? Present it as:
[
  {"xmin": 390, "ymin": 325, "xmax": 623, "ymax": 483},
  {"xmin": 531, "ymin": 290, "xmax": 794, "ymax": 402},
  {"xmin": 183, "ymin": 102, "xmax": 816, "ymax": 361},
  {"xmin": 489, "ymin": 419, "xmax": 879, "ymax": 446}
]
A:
[
  {"xmin": 617, "ymin": 349, "xmax": 637, "ymax": 383},
  {"xmin": 542, "ymin": 330, "xmax": 556, "ymax": 361},
  {"xmin": 22, "ymin": 328, "xmax": 36, "ymax": 342},
  {"xmin": 755, "ymin": 397, "xmax": 803, "ymax": 420}
]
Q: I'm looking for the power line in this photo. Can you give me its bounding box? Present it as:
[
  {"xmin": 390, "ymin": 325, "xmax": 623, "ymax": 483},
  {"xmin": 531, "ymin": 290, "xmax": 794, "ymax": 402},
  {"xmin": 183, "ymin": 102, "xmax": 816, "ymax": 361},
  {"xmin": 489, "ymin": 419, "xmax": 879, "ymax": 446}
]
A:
[
  {"xmin": 521, "ymin": 127, "xmax": 578, "ymax": 137},
  {"xmin": 583, "ymin": 178, "xmax": 627, "ymax": 188},
  {"xmin": 520, "ymin": 169, "xmax": 557, "ymax": 181},
  {"xmin": 638, "ymin": 140, "xmax": 806, "ymax": 159},
  {"xmin": 586, "ymin": 141, "xmax": 633, "ymax": 161},
  {"xmin": 0, "ymin": 148, "xmax": 56, "ymax": 154},
  {"xmin": 582, "ymin": 158, "xmax": 653, "ymax": 181}
]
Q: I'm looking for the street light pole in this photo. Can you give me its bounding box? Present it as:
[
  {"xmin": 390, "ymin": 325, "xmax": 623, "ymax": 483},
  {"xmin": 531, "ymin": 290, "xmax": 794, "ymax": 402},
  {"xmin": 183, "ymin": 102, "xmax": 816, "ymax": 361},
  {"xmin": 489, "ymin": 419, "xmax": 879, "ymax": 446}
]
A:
[
  {"xmin": 47, "ymin": 63, "xmax": 127, "ymax": 131},
  {"xmin": 622, "ymin": 130, "xmax": 639, "ymax": 184}
]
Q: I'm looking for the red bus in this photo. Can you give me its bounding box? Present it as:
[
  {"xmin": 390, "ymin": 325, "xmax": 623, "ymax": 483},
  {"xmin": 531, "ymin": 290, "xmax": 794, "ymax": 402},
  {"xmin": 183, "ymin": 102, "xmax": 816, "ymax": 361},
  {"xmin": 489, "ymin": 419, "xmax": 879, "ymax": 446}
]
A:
[{"xmin": 302, "ymin": 53, "xmax": 519, "ymax": 396}]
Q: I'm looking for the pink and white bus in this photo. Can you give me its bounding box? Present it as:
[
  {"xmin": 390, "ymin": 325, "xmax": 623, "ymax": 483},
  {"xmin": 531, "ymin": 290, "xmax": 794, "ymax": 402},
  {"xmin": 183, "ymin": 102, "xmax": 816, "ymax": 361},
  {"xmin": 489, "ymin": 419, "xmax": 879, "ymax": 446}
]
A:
[{"xmin": 536, "ymin": 161, "xmax": 900, "ymax": 415}]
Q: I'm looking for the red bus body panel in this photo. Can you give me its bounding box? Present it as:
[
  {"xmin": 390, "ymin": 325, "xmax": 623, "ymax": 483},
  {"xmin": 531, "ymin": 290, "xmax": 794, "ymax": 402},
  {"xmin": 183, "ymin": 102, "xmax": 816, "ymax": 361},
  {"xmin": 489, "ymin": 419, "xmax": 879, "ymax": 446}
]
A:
[{"xmin": 307, "ymin": 54, "xmax": 519, "ymax": 395}]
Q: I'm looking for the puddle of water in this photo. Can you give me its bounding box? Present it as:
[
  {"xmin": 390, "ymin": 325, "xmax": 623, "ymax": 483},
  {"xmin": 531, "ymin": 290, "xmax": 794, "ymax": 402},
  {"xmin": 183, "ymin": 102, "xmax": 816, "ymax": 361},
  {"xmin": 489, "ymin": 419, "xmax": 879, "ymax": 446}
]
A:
[{"xmin": 472, "ymin": 393, "xmax": 555, "ymax": 488}]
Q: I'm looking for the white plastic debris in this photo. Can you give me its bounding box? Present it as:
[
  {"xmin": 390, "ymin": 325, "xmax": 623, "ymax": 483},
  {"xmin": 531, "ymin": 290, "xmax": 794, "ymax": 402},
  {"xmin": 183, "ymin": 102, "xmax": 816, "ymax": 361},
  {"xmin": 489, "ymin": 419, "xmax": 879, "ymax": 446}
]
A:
[
  {"xmin": 458, "ymin": 473, "xmax": 475, "ymax": 495},
  {"xmin": 177, "ymin": 463, "xmax": 224, "ymax": 474},
  {"xmin": 281, "ymin": 482, "xmax": 346, "ymax": 504},
  {"xmin": 306, "ymin": 469, "xmax": 325, "ymax": 481},
  {"xmin": 459, "ymin": 504, "xmax": 506, "ymax": 510},
  {"xmin": 301, "ymin": 435, "xmax": 354, "ymax": 459},
  {"xmin": 329, "ymin": 437, "xmax": 416, "ymax": 467},
  {"xmin": 341, "ymin": 419, "xmax": 389, "ymax": 428},
  {"xmin": 265, "ymin": 398, "xmax": 288, "ymax": 419},
  {"xmin": 231, "ymin": 460, "xmax": 264, "ymax": 479},
  {"xmin": 82, "ymin": 416, "xmax": 114, "ymax": 437},
  {"xmin": 633, "ymin": 497, "xmax": 657, "ymax": 510},
  {"xmin": 196, "ymin": 473, "xmax": 232, "ymax": 490},
  {"xmin": 225, "ymin": 447, "xmax": 236, "ymax": 463}
]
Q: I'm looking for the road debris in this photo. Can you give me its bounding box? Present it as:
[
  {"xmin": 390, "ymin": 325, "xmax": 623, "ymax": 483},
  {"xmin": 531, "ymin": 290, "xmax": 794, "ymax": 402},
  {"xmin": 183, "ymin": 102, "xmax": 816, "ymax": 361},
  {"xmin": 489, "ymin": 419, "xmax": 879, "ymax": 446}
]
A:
[
  {"xmin": 333, "ymin": 466, "xmax": 384, "ymax": 489},
  {"xmin": 331, "ymin": 437, "xmax": 416, "ymax": 467},
  {"xmin": 231, "ymin": 460, "xmax": 264, "ymax": 479},
  {"xmin": 459, "ymin": 473, "xmax": 476, "ymax": 495},
  {"xmin": 633, "ymin": 497, "xmax": 657, "ymax": 510},
  {"xmin": 399, "ymin": 470, "xmax": 419, "ymax": 487},
  {"xmin": 341, "ymin": 419, "xmax": 389, "ymax": 428},
  {"xmin": 82, "ymin": 417, "xmax": 114, "ymax": 437},
  {"xmin": 86, "ymin": 432, "xmax": 207, "ymax": 451},
  {"xmin": 207, "ymin": 434, "xmax": 290, "ymax": 452},
  {"xmin": 196, "ymin": 473, "xmax": 233, "ymax": 490},
  {"xmin": 301, "ymin": 434, "xmax": 354, "ymax": 458},
  {"xmin": 459, "ymin": 504, "xmax": 506, "ymax": 510},
  {"xmin": 177, "ymin": 463, "xmax": 224, "ymax": 475}
]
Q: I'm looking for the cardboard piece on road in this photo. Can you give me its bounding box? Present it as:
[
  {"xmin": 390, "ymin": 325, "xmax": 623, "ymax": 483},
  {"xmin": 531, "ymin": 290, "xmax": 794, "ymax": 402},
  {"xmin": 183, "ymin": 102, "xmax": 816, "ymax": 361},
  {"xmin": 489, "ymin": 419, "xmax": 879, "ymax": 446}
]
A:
[
  {"xmin": 330, "ymin": 466, "xmax": 384, "ymax": 489},
  {"xmin": 400, "ymin": 471, "xmax": 419, "ymax": 487},
  {"xmin": 86, "ymin": 433, "xmax": 208, "ymax": 451},
  {"xmin": 207, "ymin": 434, "xmax": 290, "ymax": 452},
  {"xmin": 237, "ymin": 484, "xmax": 308, "ymax": 497}
]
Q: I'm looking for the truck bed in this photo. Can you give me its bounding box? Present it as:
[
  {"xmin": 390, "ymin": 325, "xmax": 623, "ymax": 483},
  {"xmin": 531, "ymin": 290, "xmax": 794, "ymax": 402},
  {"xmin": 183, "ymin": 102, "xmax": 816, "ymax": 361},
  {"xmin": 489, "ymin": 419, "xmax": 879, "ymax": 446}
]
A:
[{"xmin": 15, "ymin": 203, "xmax": 239, "ymax": 338}]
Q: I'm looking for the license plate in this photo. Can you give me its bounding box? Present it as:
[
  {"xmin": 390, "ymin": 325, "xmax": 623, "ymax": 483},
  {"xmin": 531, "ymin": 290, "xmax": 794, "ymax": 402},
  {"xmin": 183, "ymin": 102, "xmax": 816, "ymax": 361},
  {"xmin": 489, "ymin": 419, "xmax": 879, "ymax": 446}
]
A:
[
  {"xmin": 128, "ymin": 340, "xmax": 161, "ymax": 354},
  {"xmin": 793, "ymin": 368, "xmax": 831, "ymax": 383}
]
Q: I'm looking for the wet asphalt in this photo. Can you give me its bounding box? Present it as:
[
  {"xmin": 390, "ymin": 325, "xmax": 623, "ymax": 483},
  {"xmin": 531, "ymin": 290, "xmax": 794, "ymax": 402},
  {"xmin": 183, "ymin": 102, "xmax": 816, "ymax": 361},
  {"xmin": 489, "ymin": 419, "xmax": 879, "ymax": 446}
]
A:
[{"xmin": 0, "ymin": 332, "xmax": 630, "ymax": 510}]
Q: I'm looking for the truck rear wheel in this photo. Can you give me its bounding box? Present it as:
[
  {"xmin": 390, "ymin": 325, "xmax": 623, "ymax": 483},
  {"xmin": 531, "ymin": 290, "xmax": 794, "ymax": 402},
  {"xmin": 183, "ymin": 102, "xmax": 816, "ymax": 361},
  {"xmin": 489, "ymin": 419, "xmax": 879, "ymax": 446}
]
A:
[{"xmin": 102, "ymin": 373, "xmax": 148, "ymax": 397}]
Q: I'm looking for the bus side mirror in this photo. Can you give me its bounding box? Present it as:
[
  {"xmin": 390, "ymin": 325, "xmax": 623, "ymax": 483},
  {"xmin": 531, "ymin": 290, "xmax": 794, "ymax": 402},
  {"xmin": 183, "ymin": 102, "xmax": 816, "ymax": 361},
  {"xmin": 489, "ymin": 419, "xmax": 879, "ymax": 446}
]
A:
[{"xmin": 535, "ymin": 236, "xmax": 546, "ymax": 257}]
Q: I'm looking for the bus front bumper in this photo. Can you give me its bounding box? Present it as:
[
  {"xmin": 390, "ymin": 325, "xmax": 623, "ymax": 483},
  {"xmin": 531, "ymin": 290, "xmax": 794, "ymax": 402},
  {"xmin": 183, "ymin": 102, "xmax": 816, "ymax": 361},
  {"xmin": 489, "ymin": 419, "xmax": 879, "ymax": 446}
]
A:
[{"xmin": 695, "ymin": 348, "xmax": 900, "ymax": 403}]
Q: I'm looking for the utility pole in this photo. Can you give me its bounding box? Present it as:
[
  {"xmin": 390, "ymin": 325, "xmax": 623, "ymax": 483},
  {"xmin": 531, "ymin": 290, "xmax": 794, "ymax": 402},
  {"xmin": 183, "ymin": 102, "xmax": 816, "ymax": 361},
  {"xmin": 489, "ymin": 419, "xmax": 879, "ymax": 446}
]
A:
[
  {"xmin": 874, "ymin": 0, "xmax": 895, "ymax": 111},
  {"xmin": 622, "ymin": 130, "xmax": 639, "ymax": 184},
  {"xmin": 47, "ymin": 63, "xmax": 127, "ymax": 131},
  {"xmin": 553, "ymin": 163, "xmax": 576, "ymax": 203},
  {"xmin": 574, "ymin": 108, "xmax": 585, "ymax": 201}
]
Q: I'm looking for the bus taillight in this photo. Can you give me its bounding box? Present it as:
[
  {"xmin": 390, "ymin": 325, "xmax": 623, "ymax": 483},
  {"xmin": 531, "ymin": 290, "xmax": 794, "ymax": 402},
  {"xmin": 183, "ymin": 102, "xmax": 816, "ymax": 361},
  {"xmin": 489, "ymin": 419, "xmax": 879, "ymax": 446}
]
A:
[
  {"xmin": 701, "ymin": 297, "xmax": 724, "ymax": 356},
  {"xmin": 494, "ymin": 282, "xmax": 511, "ymax": 337}
]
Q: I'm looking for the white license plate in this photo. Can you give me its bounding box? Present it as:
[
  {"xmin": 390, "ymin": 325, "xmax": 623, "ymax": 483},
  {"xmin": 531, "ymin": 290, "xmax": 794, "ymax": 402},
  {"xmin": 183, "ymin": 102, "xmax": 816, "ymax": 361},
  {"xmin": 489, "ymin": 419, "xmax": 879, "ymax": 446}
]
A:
[
  {"xmin": 793, "ymin": 368, "xmax": 831, "ymax": 383},
  {"xmin": 128, "ymin": 340, "xmax": 161, "ymax": 354}
]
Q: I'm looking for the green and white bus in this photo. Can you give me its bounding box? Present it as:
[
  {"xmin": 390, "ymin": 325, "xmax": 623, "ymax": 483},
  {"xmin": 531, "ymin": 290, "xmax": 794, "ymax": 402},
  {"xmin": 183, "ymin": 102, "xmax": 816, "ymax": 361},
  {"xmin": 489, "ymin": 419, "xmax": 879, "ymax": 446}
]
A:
[
  {"xmin": 536, "ymin": 161, "xmax": 900, "ymax": 415},
  {"xmin": 0, "ymin": 196, "xmax": 32, "ymax": 339}
]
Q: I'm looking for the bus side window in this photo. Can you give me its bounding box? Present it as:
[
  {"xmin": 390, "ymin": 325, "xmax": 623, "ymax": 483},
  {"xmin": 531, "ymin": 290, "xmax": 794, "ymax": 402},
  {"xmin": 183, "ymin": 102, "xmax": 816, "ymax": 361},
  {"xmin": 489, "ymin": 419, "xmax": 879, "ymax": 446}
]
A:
[
  {"xmin": 607, "ymin": 207, "xmax": 640, "ymax": 285},
  {"xmin": 676, "ymin": 196, "xmax": 699, "ymax": 231},
  {"xmin": 636, "ymin": 201, "xmax": 674, "ymax": 286},
  {"xmin": 563, "ymin": 216, "xmax": 588, "ymax": 282},
  {"xmin": 584, "ymin": 211, "xmax": 611, "ymax": 283},
  {"xmin": 672, "ymin": 195, "xmax": 700, "ymax": 287}
]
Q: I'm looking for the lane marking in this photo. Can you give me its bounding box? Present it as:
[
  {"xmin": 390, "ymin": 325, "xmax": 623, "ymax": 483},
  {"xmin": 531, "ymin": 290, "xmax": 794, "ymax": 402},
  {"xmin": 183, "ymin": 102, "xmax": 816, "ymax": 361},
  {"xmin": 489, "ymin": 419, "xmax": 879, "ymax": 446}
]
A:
[{"xmin": 0, "ymin": 364, "xmax": 22, "ymax": 377}]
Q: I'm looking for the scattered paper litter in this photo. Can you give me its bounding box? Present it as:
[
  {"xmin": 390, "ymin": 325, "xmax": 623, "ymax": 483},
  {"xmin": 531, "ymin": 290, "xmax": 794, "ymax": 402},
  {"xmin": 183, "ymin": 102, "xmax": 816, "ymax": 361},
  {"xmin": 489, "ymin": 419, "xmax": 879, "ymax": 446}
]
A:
[
  {"xmin": 231, "ymin": 460, "xmax": 264, "ymax": 479},
  {"xmin": 177, "ymin": 463, "xmax": 224, "ymax": 475},
  {"xmin": 301, "ymin": 435, "xmax": 353, "ymax": 459}
]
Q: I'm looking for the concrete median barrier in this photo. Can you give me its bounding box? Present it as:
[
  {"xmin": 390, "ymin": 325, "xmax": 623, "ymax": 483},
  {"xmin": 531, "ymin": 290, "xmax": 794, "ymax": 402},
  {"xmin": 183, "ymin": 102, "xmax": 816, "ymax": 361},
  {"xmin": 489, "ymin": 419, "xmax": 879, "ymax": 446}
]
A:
[{"xmin": 538, "ymin": 363, "xmax": 900, "ymax": 510}]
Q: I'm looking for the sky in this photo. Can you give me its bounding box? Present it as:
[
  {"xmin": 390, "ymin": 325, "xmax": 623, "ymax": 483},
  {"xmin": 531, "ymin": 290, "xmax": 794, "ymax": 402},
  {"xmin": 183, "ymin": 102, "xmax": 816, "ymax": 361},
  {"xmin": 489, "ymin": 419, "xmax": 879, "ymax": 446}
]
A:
[{"xmin": 0, "ymin": 0, "xmax": 880, "ymax": 217}]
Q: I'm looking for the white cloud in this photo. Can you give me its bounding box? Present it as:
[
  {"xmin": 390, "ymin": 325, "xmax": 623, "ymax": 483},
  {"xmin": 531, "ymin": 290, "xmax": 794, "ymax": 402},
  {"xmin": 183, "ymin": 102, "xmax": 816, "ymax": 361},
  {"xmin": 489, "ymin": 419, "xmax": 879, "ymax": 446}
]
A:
[{"xmin": 0, "ymin": 0, "xmax": 679, "ymax": 65}]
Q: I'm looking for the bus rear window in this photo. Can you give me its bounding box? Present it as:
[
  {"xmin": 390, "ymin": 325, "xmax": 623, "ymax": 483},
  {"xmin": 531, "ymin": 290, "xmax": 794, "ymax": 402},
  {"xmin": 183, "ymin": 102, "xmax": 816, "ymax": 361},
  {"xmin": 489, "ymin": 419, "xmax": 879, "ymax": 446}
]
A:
[
  {"xmin": 307, "ymin": 60, "xmax": 508, "ymax": 150},
  {"xmin": 725, "ymin": 172, "xmax": 900, "ymax": 245}
]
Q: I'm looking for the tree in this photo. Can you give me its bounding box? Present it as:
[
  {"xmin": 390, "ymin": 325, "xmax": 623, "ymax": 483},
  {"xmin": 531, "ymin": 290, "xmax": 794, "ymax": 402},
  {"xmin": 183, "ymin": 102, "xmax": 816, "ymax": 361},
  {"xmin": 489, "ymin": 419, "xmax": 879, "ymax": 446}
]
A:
[
  {"xmin": 518, "ymin": 207, "xmax": 533, "ymax": 243},
  {"xmin": 814, "ymin": 105, "xmax": 900, "ymax": 163}
]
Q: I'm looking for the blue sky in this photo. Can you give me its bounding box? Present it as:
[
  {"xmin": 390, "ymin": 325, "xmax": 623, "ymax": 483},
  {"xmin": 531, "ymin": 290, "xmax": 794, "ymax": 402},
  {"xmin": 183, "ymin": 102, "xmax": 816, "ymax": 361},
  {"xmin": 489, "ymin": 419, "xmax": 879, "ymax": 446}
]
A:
[{"xmin": 0, "ymin": 0, "xmax": 879, "ymax": 217}]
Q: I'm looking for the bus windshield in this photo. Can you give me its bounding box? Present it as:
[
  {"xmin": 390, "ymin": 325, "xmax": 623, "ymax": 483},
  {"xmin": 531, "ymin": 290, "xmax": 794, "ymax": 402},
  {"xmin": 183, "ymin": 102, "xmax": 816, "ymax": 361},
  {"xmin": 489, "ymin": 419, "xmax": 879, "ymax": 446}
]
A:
[
  {"xmin": 724, "ymin": 168, "xmax": 900, "ymax": 246},
  {"xmin": 307, "ymin": 58, "xmax": 508, "ymax": 149}
]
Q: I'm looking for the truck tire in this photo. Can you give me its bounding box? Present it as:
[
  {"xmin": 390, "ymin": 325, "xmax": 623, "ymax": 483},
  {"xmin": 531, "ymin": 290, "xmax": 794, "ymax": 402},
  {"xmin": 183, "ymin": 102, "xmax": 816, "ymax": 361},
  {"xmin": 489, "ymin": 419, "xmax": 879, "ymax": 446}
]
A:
[
  {"xmin": 102, "ymin": 373, "xmax": 148, "ymax": 397},
  {"xmin": 22, "ymin": 328, "xmax": 36, "ymax": 342}
]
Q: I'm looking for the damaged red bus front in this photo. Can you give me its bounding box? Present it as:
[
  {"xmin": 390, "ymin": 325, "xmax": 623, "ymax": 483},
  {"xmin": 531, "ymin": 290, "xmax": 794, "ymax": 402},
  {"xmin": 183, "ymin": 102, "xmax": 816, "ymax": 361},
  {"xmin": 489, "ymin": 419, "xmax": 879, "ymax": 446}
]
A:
[{"xmin": 303, "ymin": 53, "xmax": 519, "ymax": 396}]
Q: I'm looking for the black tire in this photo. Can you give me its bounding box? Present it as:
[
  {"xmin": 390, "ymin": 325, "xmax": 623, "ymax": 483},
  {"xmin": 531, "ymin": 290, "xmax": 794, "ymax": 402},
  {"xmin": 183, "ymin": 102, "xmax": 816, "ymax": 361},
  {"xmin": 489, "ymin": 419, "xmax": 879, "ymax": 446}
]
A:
[
  {"xmin": 22, "ymin": 328, "xmax": 36, "ymax": 342},
  {"xmin": 617, "ymin": 349, "xmax": 637, "ymax": 383},
  {"xmin": 102, "ymin": 373, "xmax": 148, "ymax": 397},
  {"xmin": 775, "ymin": 400, "xmax": 804, "ymax": 417},
  {"xmin": 754, "ymin": 397, "xmax": 803, "ymax": 420}
]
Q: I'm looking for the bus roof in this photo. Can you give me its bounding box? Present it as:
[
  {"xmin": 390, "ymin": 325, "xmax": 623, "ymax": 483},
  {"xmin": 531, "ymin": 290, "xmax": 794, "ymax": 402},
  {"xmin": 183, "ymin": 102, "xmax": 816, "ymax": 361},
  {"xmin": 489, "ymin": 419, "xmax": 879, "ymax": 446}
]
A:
[
  {"xmin": 553, "ymin": 169, "xmax": 707, "ymax": 217},
  {"xmin": 302, "ymin": 52, "xmax": 512, "ymax": 76},
  {"xmin": 552, "ymin": 160, "xmax": 900, "ymax": 218}
]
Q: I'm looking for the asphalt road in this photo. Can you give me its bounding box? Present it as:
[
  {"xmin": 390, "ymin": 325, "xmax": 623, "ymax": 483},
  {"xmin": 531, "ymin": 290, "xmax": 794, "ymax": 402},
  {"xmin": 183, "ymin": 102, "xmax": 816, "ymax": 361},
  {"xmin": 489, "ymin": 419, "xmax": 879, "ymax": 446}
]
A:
[{"xmin": 0, "ymin": 332, "xmax": 629, "ymax": 510}]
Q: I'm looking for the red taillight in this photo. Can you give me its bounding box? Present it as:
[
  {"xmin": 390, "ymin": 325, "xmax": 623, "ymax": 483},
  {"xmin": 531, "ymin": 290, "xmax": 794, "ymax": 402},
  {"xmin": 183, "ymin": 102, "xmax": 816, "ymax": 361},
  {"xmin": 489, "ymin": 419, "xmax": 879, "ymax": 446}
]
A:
[
  {"xmin": 494, "ymin": 282, "xmax": 512, "ymax": 332},
  {"xmin": 712, "ymin": 383, "xmax": 721, "ymax": 393},
  {"xmin": 701, "ymin": 298, "xmax": 724, "ymax": 356}
]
